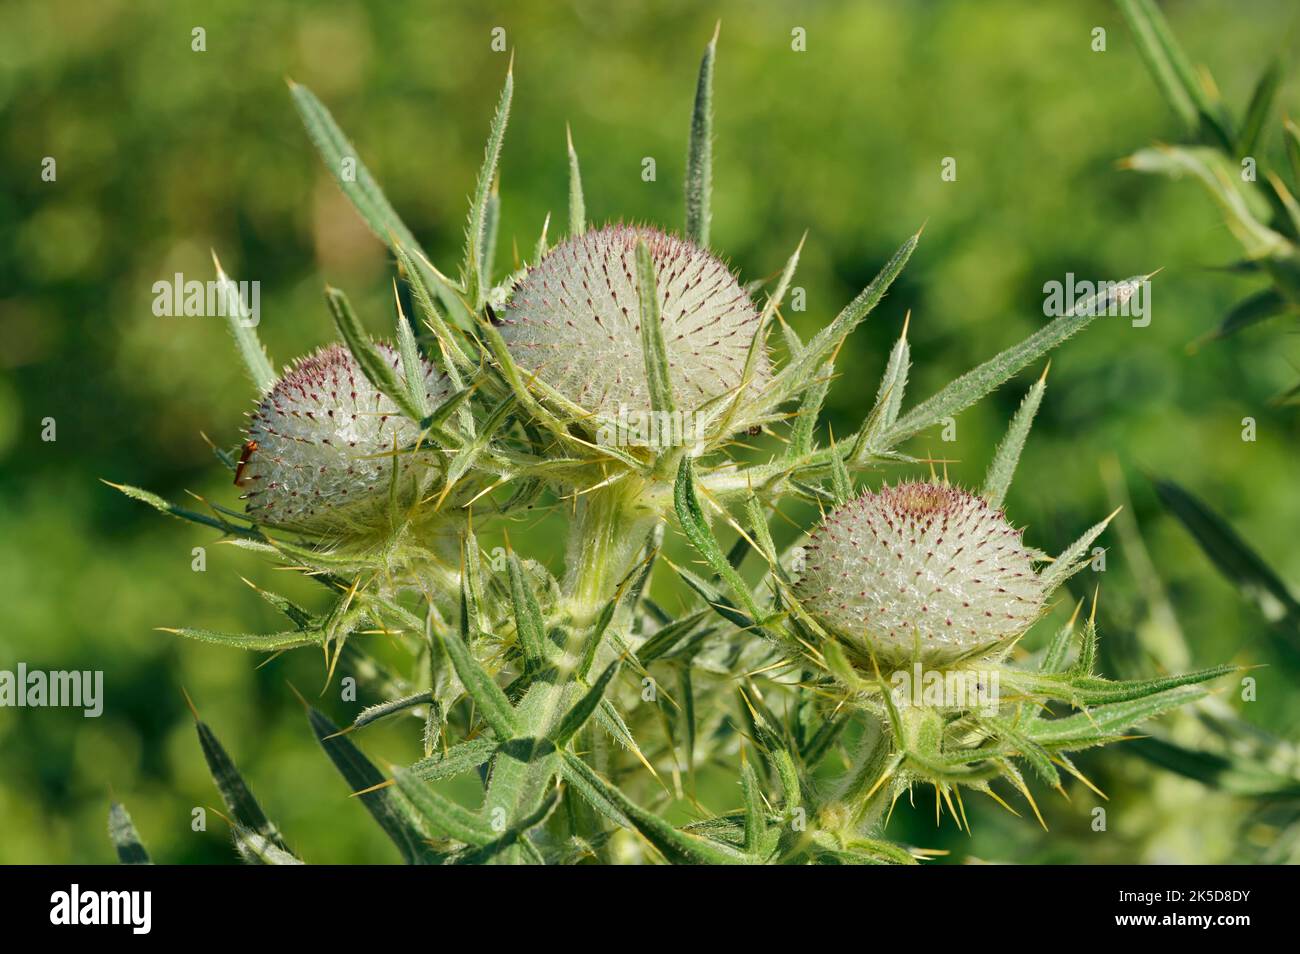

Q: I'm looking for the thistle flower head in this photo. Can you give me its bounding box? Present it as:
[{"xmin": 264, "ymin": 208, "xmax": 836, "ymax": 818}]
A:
[
  {"xmin": 498, "ymin": 224, "xmax": 766, "ymax": 424},
  {"xmin": 795, "ymin": 482, "xmax": 1046, "ymax": 665},
  {"xmin": 240, "ymin": 343, "xmax": 450, "ymax": 532}
]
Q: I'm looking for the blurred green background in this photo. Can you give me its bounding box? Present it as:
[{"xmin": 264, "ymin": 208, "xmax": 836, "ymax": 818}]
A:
[{"xmin": 2, "ymin": 0, "xmax": 1299, "ymax": 864}]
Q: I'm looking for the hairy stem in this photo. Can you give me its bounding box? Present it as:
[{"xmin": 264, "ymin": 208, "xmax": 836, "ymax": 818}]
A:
[{"xmin": 563, "ymin": 476, "xmax": 662, "ymax": 625}]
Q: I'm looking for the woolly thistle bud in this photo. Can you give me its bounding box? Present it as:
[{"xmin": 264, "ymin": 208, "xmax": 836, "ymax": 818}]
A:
[
  {"xmin": 497, "ymin": 224, "xmax": 766, "ymax": 433},
  {"xmin": 795, "ymin": 482, "xmax": 1046, "ymax": 665},
  {"xmin": 239, "ymin": 343, "xmax": 451, "ymax": 532}
]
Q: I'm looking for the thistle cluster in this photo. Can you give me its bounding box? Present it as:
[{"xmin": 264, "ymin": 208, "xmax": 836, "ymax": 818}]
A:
[{"xmin": 110, "ymin": 27, "xmax": 1230, "ymax": 866}]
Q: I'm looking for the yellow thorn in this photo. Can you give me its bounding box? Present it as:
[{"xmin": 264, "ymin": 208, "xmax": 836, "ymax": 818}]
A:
[
  {"xmin": 982, "ymin": 786, "xmax": 1021, "ymax": 817},
  {"xmin": 180, "ymin": 686, "xmax": 200, "ymax": 721},
  {"xmin": 940, "ymin": 784, "xmax": 961, "ymax": 830},
  {"xmin": 285, "ymin": 681, "xmax": 309, "ymax": 711},
  {"xmin": 254, "ymin": 650, "xmax": 288, "ymax": 671},
  {"xmin": 1057, "ymin": 758, "xmax": 1108, "ymax": 801},
  {"xmin": 350, "ymin": 778, "xmax": 396, "ymax": 798},
  {"xmin": 884, "ymin": 787, "xmax": 904, "ymax": 829},
  {"xmin": 862, "ymin": 757, "xmax": 900, "ymax": 802},
  {"xmin": 1067, "ymin": 596, "xmax": 1084, "ymax": 629},
  {"xmin": 954, "ymin": 785, "xmax": 971, "ymax": 835},
  {"xmin": 1012, "ymin": 775, "xmax": 1049, "ymax": 832}
]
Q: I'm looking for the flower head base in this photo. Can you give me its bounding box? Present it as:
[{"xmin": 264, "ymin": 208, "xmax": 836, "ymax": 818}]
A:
[
  {"xmin": 795, "ymin": 482, "xmax": 1046, "ymax": 666},
  {"xmin": 240, "ymin": 343, "xmax": 450, "ymax": 533},
  {"xmin": 498, "ymin": 224, "xmax": 766, "ymax": 435}
]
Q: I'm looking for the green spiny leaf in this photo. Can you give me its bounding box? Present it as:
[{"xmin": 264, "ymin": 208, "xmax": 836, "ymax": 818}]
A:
[
  {"xmin": 739, "ymin": 753, "xmax": 767, "ymax": 856},
  {"xmin": 1238, "ymin": 59, "xmax": 1281, "ymax": 157},
  {"xmin": 1124, "ymin": 146, "xmax": 1287, "ymax": 257},
  {"xmin": 685, "ymin": 23, "xmax": 718, "ymax": 246},
  {"xmin": 988, "ymin": 717, "xmax": 1060, "ymax": 788},
  {"xmin": 464, "ymin": 62, "xmax": 513, "ymax": 309},
  {"xmin": 191, "ymin": 709, "xmax": 290, "ymax": 853},
  {"xmin": 230, "ymin": 823, "xmax": 303, "ymax": 865},
  {"xmin": 551, "ymin": 661, "xmax": 621, "ymax": 745},
  {"xmin": 1026, "ymin": 686, "xmax": 1209, "ymax": 748},
  {"xmin": 636, "ymin": 239, "xmax": 676, "ymax": 416},
  {"xmin": 506, "ymin": 550, "xmax": 547, "ymax": 668},
  {"xmin": 350, "ymin": 691, "xmax": 435, "ymax": 732},
  {"xmin": 767, "ymin": 231, "xmax": 917, "ymax": 409},
  {"xmin": 982, "ymin": 365, "xmax": 1047, "ymax": 509},
  {"xmin": 306, "ymin": 706, "xmax": 440, "ymax": 864},
  {"xmin": 160, "ymin": 626, "xmax": 322, "ymax": 652},
  {"xmin": 289, "ymin": 81, "xmax": 424, "ymax": 254},
  {"xmin": 410, "ymin": 737, "xmax": 499, "ymax": 782},
  {"xmin": 446, "ymin": 578, "xmax": 519, "ymax": 740},
  {"xmin": 107, "ymin": 802, "xmax": 152, "ymax": 865},
  {"xmin": 674, "ymin": 457, "xmax": 761, "ymax": 619},
  {"xmin": 394, "ymin": 241, "xmax": 476, "ymax": 376},
  {"xmin": 1198, "ymin": 287, "xmax": 1291, "ymax": 345},
  {"xmin": 886, "ymin": 277, "xmax": 1144, "ymax": 447},
  {"xmin": 105, "ymin": 480, "xmax": 254, "ymax": 536},
  {"xmin": 561, "ymin": 752, "xmax": 750, "ymax": 864},
  {"xmin": 480, "ymin": 177, "xmax": 500, "ymax": 292},
  {"xmin": 1040, "ymin": 601, "xmax": 1082, "ymax": 673},
  {"xmin": 211, "ymin": 252, "xmax": 275, "ymax": 393},
  {"xmin": 786, "ymin": 362, "xmax": 832, "ymax": 459},
  {"xmin": 1116, "ymin": 0, "xmax": 1233, "ymax": 148},
  {"xmin": 567, "ymin": 123, "xmax": 586, "ymax": 237},
  {"xmin": 1154, "ymin": 478, "xmax": 1300, "ymax": 642},
  {"xmin": 325, "ymin": 286, "xmax": 426, "ymax": 423},
  {"xmin": 392, "ymin": 766, "xmax": 495, "ymax": 846},
  {"xmin": 852, "ymin": 317, "xmax": 911, "ymax": 461},
  {"xmin": 828, "ymin": 433, "xmax": 852, "ymax": 505},
  {"xmin": 394, "ymin": 290, "xmax": 430, "ymax": 419}
]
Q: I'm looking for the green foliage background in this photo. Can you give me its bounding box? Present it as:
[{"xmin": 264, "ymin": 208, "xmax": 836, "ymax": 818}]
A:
[{"xmin": 2, "ymin": 0, "xmax": 1298, "ymax": 863}]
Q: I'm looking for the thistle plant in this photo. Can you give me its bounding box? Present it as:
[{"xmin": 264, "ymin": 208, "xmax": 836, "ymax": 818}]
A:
[{"xmin": 109, "ymin": 28, "xmax": 1233, "ymax": 865}]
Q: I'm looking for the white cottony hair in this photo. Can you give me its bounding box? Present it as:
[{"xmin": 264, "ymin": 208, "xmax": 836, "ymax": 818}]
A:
[
  {"xmin": 241, "ymin": 343, "xmax": 451, "ymax": 531},
  {"xmin": 795, "ymin": 482, "xmax": 1047, "ymax": 665},
  {"xmin": 498, "ymin": 224, "xmax": 767, "ymax": 428}
]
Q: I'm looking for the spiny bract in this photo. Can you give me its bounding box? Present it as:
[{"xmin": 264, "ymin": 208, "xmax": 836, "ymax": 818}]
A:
[
  {"xmin": 241, "ymin": 343, "xmax": 451, "ymax": 532},
  {"xmin": 498, "ymin": 223, "xmax": 766, "ymax": 424},
  {"xmin": 796, "ymin": 481, "xmax": 1046, "ymax": 664}
]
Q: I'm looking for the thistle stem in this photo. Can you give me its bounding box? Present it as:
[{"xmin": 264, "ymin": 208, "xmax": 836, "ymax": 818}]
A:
[
  {"xmin": 562, "ymin": 476, "xmax": 660, "ymax": 626},
  {"xmin": 819, "ymin": 716, "xmax": 895, "ymax": 836}
]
